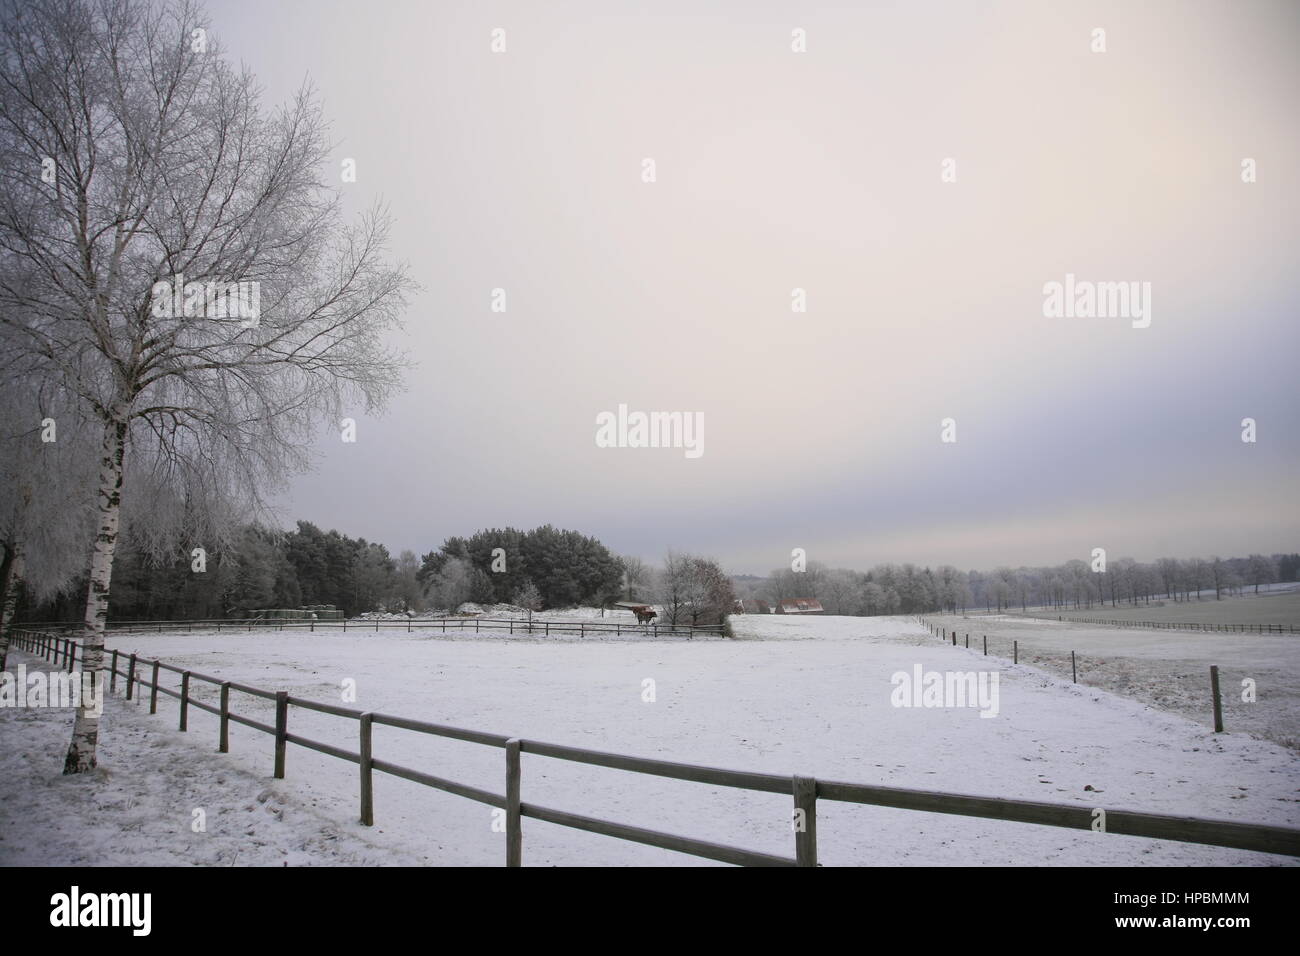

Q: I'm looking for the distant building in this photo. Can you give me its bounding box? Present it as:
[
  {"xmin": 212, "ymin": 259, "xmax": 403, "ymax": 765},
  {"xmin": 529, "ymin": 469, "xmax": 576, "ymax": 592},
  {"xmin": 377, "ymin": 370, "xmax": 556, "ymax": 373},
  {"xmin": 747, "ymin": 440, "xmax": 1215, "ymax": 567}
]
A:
[
  {"xmin": 775, "ymin": 598, "xmax": 823, "ymax": 615},
  {"xmin": 734, "ymin": 599, "xmax": 771, "ymax": 614}
]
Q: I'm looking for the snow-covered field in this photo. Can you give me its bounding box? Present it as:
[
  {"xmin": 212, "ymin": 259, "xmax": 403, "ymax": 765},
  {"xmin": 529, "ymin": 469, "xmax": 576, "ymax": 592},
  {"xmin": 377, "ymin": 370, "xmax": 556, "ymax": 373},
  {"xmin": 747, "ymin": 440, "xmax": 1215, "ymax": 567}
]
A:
[
  {"xmin": 2, "ymin": 614, "xmax": 1297, "ymax": 866},
  {"xmin": 924, "ymin": 614, "xmax": 1300, "ymax": 749}
]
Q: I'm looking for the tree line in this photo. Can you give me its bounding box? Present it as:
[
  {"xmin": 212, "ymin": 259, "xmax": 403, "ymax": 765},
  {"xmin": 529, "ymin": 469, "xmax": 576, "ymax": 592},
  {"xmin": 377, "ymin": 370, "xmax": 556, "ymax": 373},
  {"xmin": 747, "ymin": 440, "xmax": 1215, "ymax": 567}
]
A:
[
  {"xmin": 740, "ymin": 553, "xmax": 1300, "ymax": 616},
  {"xmin": 13, "ymin": 521, "xmax": 736, "ymax": 627}
]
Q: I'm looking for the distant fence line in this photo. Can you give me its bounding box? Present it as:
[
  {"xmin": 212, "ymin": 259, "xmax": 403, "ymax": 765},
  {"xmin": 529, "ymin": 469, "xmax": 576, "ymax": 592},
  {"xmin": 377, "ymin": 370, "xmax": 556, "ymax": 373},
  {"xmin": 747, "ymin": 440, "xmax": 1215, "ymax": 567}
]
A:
[
  {"xmin": 918, "ymin": 618, "xmax": 1238, "ymax": 734},
  {"xmin": 988, "ymin": 611, "xmax": 1299, "ymax": 634},
  {"xmin": 8, "ymin": 626, "xmax": 1299, "ymax": 865},
  {"xmin": 14, "ymin": 616, "xmax": 725, "ymax": 639}
]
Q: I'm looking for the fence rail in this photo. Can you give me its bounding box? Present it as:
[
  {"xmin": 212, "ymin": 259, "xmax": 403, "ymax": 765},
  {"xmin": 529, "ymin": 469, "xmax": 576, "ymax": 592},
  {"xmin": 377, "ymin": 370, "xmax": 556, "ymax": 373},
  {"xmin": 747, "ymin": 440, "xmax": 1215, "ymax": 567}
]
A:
[
  {"xmin": 13, "ymin": 616, "xmax": 724, "ymax": 639},
  {"xmin": 971, "ymin": 611, "xmax": 1298, "ymax": 634},
  {"xmin": 7, "ymin": 626, "xmax": 1299, "ymax": 865}
]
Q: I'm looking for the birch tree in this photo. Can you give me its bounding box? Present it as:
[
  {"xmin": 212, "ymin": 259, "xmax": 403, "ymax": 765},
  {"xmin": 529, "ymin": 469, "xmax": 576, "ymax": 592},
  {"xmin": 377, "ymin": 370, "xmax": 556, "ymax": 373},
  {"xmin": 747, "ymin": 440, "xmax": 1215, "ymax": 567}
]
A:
[{"xmin": 0, "ymin": 0, "xmax": 411, "ymax": 772}]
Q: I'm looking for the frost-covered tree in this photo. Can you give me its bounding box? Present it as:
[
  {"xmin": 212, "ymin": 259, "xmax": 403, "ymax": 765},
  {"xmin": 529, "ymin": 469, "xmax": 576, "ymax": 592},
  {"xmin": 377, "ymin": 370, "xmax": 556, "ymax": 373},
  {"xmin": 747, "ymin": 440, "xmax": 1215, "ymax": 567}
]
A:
[
  {"xmin": 0, "ymin": 0, "xmax": 411, "ymax": 772},
  {"xmin": 1247, "ymin": 554, "xmax": 1275, "ymax": 595},
  {"xmin": 512, "ymin": 580, "xmax": 542, "ymax": 613}
]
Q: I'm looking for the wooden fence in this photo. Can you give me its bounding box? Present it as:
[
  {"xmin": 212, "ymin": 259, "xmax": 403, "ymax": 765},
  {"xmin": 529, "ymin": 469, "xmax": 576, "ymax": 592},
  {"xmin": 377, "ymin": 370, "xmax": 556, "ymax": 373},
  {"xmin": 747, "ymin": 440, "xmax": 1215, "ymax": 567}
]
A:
[
  {"xmin": 15, "ymin": 616, "xmax": 724, "ymax": 639},
  {"xmin": 976, "ymin": 611, "xmax": 1298, "ymax": 634},
  {"xmin": 7, "ymin": 627, "xmax": 1299, "ymax": 865}
]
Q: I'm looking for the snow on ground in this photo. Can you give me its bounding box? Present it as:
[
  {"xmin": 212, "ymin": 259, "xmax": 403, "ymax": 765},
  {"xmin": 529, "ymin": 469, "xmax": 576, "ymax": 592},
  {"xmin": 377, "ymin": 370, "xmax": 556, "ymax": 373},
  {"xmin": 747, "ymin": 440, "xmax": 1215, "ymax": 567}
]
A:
[
  {"xmin": 3, "ymin": 615, "xmax": 1297, "ymax": 866},
  {"xmin": 0, "ymin": 655, "xmax": 427, "ymax": 866},
  {"xmin": 924, "ymin": 614, "xmax": 1300, "ymax": 750}
]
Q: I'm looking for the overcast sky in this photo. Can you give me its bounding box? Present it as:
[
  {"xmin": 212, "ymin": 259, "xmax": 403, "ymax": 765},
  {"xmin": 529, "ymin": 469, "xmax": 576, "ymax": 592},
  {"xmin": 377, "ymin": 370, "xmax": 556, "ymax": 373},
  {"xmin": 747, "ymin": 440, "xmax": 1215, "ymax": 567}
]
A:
[{"xmin": 206, "ymin": 0, "xmax": 1299, "ymax": 574}]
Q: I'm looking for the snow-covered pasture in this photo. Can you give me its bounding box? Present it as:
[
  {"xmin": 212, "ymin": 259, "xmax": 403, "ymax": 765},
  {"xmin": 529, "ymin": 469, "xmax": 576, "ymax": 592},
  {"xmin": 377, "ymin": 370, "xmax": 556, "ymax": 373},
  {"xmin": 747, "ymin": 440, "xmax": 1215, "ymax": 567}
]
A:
[
  {"xmin": 2, "ymin": 614, "xmax": 1297, "ymax": 866},
  {"xmin": 997, "ymin": 586, "xmax": 1300, "ymax": 628},
  {"xmin": 923, "ymin": 614, "xmax": 1300, "ymax": 750}
]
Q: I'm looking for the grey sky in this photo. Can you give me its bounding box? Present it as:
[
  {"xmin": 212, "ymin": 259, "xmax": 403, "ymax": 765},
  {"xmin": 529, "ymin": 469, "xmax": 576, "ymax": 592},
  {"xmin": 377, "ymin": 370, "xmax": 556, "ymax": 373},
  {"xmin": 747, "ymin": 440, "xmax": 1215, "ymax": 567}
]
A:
[{"xmin": 205, "ymin": 0, "xmax": 1299, "ymax": 573}]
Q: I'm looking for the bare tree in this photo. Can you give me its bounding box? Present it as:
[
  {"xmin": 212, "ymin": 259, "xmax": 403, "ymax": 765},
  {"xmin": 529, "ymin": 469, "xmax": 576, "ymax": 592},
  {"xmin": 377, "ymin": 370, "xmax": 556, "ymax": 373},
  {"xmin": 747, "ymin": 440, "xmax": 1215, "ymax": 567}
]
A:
[
  {"xmin": 1247, "ymin": 554, "xmax": 1275, "ymax": 595},
  {"xmin": 424, "ymin": 557, "xmax": 476, "ymax": 612},
  {"xmin": 0, "ymin": 0, "xmax": 412, "ymax": 772},
  {"xmin": 658, "ymin": 551, "xmax": 700, "ymax": 625},
  {"xmin": 860, "ymin": 581, "xmax": 884, "ymax": 615},
  {"xmin": 390, "ymin": 549, "xmax": 423, "ymax": 612},
  {"xmin": 618, "ymin": 555, "xmax": 652, "ymax": 602},
  {"xmin": 819, "ymin": 568, "xmax": 862, "ymax": 615},
  {"xmin": 512, "ymin": 580, "xmax": 542, "ymax": 617}
]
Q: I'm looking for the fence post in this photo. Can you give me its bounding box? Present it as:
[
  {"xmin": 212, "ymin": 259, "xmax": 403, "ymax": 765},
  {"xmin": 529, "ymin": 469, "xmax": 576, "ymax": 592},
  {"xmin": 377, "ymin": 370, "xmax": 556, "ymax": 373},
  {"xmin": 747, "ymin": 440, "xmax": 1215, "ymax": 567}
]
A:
[
  {"xmin": 110, "ymin": 649, "xmax": 119, "ymax": 693},
  {"xmin": 1210, "ymin": 666, "xmax": 1223, "ymax": 732},
  {"xmin": 951, "ymin": 630, "xmax": 956, "ymax": 646},
  {"xmin": 793, "ymin": 775, "xmax": 818, "ymax": 867},
  {"xmin": 506, "ymin": 738, "xmax": 522, "ymax": 867},
  {"xmin": 1014, "ymin": 640, "xmax": 1018, "ymax": 664},
  {"xmin": 964, "ymin": 633, "xmax": 969, "ymax": 649},
  {"xmin": 66, "ymin": 640, "xmax": 76, "ymax": 673},
  {"xmin": 359, "ymin": 713, "xmax": 374, "ymax": 826},
  {"xmin": 274, "ymin": 691, "xmax": 288, "ymax": 778},
  {"xmin": 983, "ymin": 635, "xmax": 987, "ymax": 656},
  {"xmin": 126, "ymin": 654, "xmax": 137, "ymax": 700},
  {"xmin": 149, "ymin": 661, "xmax": 160, "ymax": 713},
  {"xmin": 179, "ymin": 672, "xmax": 190, "ymax": 731},
  {"xmin": 219, "ymin": 682, "xmax": 230, "ymax": 752},
  {"xmin": 1071, "ymin": 651, "xmax": 1077, "ymax": 684}
]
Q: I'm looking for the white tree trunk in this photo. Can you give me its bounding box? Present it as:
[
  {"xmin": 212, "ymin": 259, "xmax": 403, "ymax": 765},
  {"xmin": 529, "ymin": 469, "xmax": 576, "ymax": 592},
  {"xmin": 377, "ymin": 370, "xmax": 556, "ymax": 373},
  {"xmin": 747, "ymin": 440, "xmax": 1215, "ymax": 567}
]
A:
[
  {"xmin": 0, "ymin": 543, "xmax": 23, "ymax": 671},
  {"xmin": 63, "ymin": 417, "xmax": 127, "ymax": 774}
]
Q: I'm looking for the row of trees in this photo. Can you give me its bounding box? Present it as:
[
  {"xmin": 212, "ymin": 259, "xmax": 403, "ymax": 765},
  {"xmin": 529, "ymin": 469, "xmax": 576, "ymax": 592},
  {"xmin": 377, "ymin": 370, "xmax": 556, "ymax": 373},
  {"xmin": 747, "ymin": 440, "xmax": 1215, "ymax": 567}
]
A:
[
  {"xmin": 20, "ymin": 522, "xmax": 419, "ymax": 622},
  {"xmin": 17, "ymin": 520, "xmax": 736, "ymax": 627},
  {"xmin": 740, "ymin": 553, "xmax": 1300, "ymax": 616}
]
